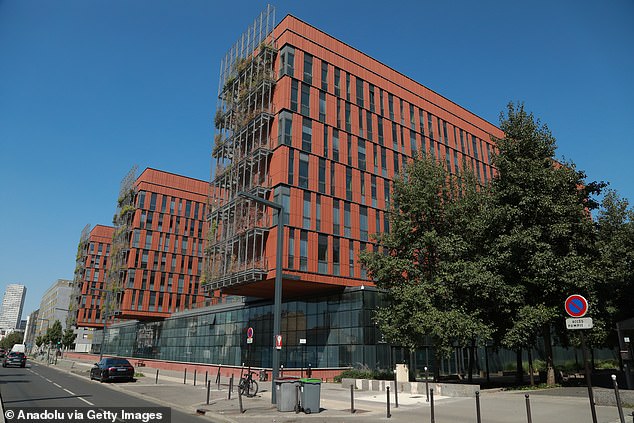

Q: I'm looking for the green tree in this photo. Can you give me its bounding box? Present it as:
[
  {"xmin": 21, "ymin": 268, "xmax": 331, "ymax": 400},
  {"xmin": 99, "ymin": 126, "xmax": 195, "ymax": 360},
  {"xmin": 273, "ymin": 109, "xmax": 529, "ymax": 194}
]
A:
[
  {"xmin": 46, "ymin": 320, "xmax": 63, "ymax": 346},
  {"xmin": 360, "ymin": 156, "xmax": 503, "ymax": 379},
  {"xmin": 486, "ymin": 102, "xmax": 604, "ymax": 385},
  {"xmin": 62, "ymin": 328, "xmax": 77, "ymax": 350},
  {"xmin": 35, "ymin": 335, "xmax": 43, "ymax": 348},
  {"xmin": 0, "ymin": 332, "xmax": 23, "ymax": 350}
]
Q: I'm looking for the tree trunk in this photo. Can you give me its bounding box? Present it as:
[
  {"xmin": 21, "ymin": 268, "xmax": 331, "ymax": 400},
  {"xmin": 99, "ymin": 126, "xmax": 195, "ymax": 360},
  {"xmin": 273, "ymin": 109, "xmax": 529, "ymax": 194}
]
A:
[
  {"xmin": 528, "ymin": 348, "xmax": 534, "ymax": 386},
  {"xmin": 434, "ymin": 352, "xmax": 441, "ymax": 381},
  {"xmin": 543, "ymin": 326, "xmax": 556, "ymax": 386},
  {"xmin": 516, "ymin": 349, "xmax": 524, "ymax": 385}
]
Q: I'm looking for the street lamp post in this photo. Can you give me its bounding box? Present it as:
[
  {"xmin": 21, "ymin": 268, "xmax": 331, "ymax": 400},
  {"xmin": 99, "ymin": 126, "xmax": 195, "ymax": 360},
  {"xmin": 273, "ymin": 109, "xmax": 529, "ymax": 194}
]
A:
[{"xmin": 237, "ymin": 191, "xmax": 284, "ymax": 405}]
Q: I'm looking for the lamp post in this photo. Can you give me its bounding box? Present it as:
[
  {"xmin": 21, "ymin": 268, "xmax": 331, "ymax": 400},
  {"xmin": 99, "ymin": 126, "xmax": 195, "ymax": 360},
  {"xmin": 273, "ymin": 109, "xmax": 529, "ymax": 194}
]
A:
[{"xmin": 237, "ymin": 191, "xmax": 284, "ymax": 405}]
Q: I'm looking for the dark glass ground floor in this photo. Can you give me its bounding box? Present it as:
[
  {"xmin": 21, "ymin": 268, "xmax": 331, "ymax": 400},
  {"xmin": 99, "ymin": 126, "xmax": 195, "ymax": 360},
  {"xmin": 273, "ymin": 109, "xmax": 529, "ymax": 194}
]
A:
[{"xmin": 101, "ymin": 286, "xmax": 616, "ymax": 378}]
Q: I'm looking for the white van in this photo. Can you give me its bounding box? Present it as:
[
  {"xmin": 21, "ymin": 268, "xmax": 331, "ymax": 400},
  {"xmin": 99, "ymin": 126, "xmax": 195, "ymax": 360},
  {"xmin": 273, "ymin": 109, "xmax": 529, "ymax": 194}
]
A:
[{"xmin": 11, "ymin": 344, "xmax": 26, "ymax": 354}]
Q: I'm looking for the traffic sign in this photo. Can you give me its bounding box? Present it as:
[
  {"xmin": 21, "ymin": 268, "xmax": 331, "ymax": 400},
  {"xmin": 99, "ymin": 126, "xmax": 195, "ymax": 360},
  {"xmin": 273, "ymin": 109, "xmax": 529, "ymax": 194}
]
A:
[
  {"xmin": 565, "ymin": 294, "xmax": 588, "ymax": 318},
  {"xmin": 247, "ymin": 338, "xmax": 253, "ymax": 344},
  {"xmin": 299, "ymin": 338, "xmax": 306, "ymax": 345},
  {"xmin": 275, "ymin": 334, "xmax": 282, "ymax": 350},
  {"xmin": 566, "ymin": 317, "xmax": 593, "ymax": 330},
  {"xmin": 246, "ymin": 327, "xmax": 254, "ymax": 339}
]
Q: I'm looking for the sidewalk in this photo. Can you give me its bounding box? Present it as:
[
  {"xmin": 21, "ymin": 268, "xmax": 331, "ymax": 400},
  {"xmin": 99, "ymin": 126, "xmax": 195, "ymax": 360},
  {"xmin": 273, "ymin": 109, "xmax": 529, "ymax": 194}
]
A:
[{"xmin": 41, "ymin": 355, "xmax": 633, "ymax": 423}]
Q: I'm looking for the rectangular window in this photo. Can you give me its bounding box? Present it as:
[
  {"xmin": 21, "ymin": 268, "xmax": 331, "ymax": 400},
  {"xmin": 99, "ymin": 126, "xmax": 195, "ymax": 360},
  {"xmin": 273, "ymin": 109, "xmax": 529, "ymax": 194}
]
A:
[
  {"xmin": 321, "ymin": 61, "xmax": 328, "ymax": 91},
  {"xmin": 300, "ymin": 230, "xmax": 308, "ymax": 271},
  {"xmin": 149, "ymin": 193, "xmax": 157, "ymax": 211},
  {"xmin": 356, "ymin": 77, "xmax": 364, "ymax": 107},
  {"xmin": 161, "ymin": 196, "xmax": 167, "ymax": 212},
  {"xmin": 299, "ymin": 152, "xmax": 309, "ymax": 189},
  {"xmin": 428, "ymin": 113, "xmax": 434, "ymax": 140},
  {"xmin": 360, "ymin": 173, "xmax": 366, "ymax": 204},
  {"xmin": 371, "ymin": 175, "xmax": 377, "ymax": 208},
  {"xmin": 410, "ymin": 105, "xmax": 415, "ymax": 130},
  {"xmin": 334, "ymin": 67, "xmax": 341, "ymax": 97},
  {"xmin": 392, "ymin": 122, "xmax": 398, "ymax": 150},
  {"xmin": 145, "ymin": 231, "xmax": 153, "ymax": 249},
  {"xmin": 319, "ymin": 158, "xmax": 326, "ymax": 193},
  {"xmin": 400, "ymin": 99, "xmax": 404, "ymax": 125},
  {"xmin": 472, "ymin": 135, "xmax": 479, "ymax": 160},
  {"xmin": 373, "ymin": 143, "xmax": 378, "ymax": 173},
  {"xmin": 347, "ymin": 133, "xmax": 353, "ymax": 165},
  {"xmin": 288, "ymin": 229, "xmax": 295, "ymax": 269},
  {"xmin": 349, "ymin": 241, "xmax": 355, "ymax": 277},
  {"xmin": 336, "ymin": 99, "xmax": 342, "ymax": 128},
  {"xmin": 384, "ymin": 180, "xmax": 391, "ymax": 208},
  {"xmin": 346, "ymin": 72, "xmax": 351, "ymax": 102},
  {"xmin": 345, "ymin": 102, "xmax": 351, "ymax": 132},
  {"xmin": 318, "ymin": 234, "xmax": 328, "ymax": 274},
  {"xmin": 332, "ymin": 129, "xmax": 340, "ymax": 161},
  {"xmin": 330, "ymin": 162, "xmax": 336, "ymax": 196},
  {"xmin": 279, "ymin": 45, "xmax": 295, "ymax": 77},
  {"xmin": 388, "ymin": 93, "xmax": 394, "ymax": 121},
  {"xmin": 410, "ymin": 130, "xmax": 418, "ymax": 158},
  {"xmin": 381, "ymin": 146, "xmax": 387, "ymax": 176},
  {"xmin": 344, "ymin": 202, "xmax": 351, "ymax": 237},
  {"xmin": 332, "ymin": 199, "xmax": 340, "ymax": 235},
  {"xmin": 377, "ymin": 117, "xmax": 384, "ymax": 145},
  {"xmin": 393, "ymin": 150, "xmax": 400, "ymax": 174},
  {"xmin": 332, "ymin": 237, "xmax": 340, "ymax": 275},
  {"xmin": 454, "ymin": 150, "xmax": 460, "ymax": 175},
  {"xmin": 288, "ymin": 149, "xmax": 294, "ymax": 184},
  {"xmin": 316, "ymin": 194, "xmax": 321, "ymax": 231},
  {"xmin": 302, "ymin": 117, "xmax": 312, "ymax": 152},
  {"xmin": 379, "ymin": 88, "xmax": 385, "ymax": 116},
  {"xmin": 319, "ymin": 91, "xmax": 326, "ymax": 123},
  {"xmin": 303, "ymin": 191, "xmax": 311, "ymax": 229},
  {"xmin": 366, "ymin": 111, "xmax": 373, "ymax": 141},
  {"xmin": 358, "ymin": 108, "xmax": 364, "ymax": 138},
  {"xmin": 290, "ymin": 80, "xmax": 298, "ymax": 112},
  {"xmin": 323, "ymin": 125, "xmax": 329, "ymax": 158},
  {"xmin": 279, "ymin": 111, "xmax": 292, "ymax": 146},
  {"xmin": 346, "ymin": 167, "xmax": 353, "ymax": 201},
  {"xmin": 303, "ymin": 52, "xmax": 313, "ymax": 84},
  {"xmin": 369, "ymin": 83, "xmax": 375, "ymax": 112},
  {"xmin": 301, "ymin": 84, "xmax": 310, "ymax": 117},
  {"xmin": 419, "ymin": 109, "xmax": 425, "ymax": 136},
  {"xmin": 443, "ymin": 121, "xmax": 449, "ymax": 145},
  {"xmin": 358, "ymin": 138, "xmax": 366, "ymax": 171}
]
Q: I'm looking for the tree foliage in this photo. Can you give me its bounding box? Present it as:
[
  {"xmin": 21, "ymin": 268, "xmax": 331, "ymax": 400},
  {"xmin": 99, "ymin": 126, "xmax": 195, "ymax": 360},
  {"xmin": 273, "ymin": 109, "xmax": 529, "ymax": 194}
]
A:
[
  {"xmin": 0, "ymin": 332, "xmax": 23, "ymax": 350},
  {"xmin": 46, "ymin": 320, "xmax": 63, "ymax": 346},
  {"xmin": 62, "ymin": 328, "xmax": 77, "ymax": 349}
]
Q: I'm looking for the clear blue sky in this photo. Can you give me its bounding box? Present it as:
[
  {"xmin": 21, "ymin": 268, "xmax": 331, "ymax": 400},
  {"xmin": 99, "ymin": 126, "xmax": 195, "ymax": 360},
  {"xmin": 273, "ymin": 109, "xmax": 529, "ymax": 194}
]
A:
[{"xmin": 1, "ymin": 1, "xmax": 632, "ymax": 317}]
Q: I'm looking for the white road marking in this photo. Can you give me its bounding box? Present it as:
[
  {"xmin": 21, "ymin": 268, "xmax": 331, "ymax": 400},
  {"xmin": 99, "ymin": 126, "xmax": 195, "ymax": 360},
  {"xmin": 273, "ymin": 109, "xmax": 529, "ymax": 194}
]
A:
[
  {"xmin": 45, "ymin": 378, "xmax": 52, "ymax": 382},
  {"xmin": 53, "ymin": 382, "xmax": 62, "ymax": 388},
  {"xmin": 63, "ymin": 388, "xmax": 75, "ymax": 395},
  {"xmin": 79, "ymin": 397, "xmax": 94, "ymax": 405}
]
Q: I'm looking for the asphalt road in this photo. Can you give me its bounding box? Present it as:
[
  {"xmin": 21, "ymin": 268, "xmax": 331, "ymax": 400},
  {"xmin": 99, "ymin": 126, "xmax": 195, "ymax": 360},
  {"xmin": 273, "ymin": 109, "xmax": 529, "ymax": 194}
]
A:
[{"xmin": 0, "ymin": 361, "xmax": 213, "ymax": 422}]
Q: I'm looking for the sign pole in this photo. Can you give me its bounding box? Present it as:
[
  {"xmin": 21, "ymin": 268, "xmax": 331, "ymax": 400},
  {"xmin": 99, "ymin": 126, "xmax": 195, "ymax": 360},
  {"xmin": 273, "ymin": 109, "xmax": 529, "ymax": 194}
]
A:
[{"xmin": 581, "ymin": 328, "xmax": 598, "ymax": 423}]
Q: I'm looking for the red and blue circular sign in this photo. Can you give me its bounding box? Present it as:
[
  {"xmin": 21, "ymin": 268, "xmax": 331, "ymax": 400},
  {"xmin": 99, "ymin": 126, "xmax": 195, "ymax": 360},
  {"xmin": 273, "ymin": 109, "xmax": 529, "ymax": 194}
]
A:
[
  {"xmin": 246, "ymin": 327, "xmax": 254, "ymax": 338},
  {"xmin": 565, "ymin": 295, "xmax": 588, "ymax": 318}
]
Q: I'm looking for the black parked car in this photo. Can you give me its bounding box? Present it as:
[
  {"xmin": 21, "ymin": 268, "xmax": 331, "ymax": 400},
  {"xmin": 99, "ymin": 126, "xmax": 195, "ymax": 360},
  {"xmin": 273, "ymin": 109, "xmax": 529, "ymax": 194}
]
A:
[
  {"xmin": 90, "ymin": 358, "xmax": 134, "ymax": 382},
  {"xmin": 2, "ymin": 352, "xmax": 26, "ymax": 368}
]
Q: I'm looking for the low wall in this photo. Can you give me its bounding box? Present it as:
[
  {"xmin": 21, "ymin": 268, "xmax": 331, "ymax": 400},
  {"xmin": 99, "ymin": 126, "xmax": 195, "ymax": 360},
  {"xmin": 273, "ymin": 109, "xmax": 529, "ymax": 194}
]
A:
[{"xmin": 341, "ymin": 378, "xmax": 480, "ymax": 398}]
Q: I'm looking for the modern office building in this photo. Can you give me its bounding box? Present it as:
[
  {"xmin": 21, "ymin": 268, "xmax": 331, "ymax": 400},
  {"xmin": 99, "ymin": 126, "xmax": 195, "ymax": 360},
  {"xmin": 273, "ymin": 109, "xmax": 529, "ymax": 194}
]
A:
[
  {"xmin": 0, "ymin": 284, "xmax": 27, "ymax": 331},
  {"xmin": 104, "ymin": 8, "xmax": 506, "ymax": 377},
  {"xmin": 36, "ymin": 279, "xmax": 74, "ymax": 338},
  {"xmin": 23, "ymin": 309, "xmax": 39, "ymax": 351}
]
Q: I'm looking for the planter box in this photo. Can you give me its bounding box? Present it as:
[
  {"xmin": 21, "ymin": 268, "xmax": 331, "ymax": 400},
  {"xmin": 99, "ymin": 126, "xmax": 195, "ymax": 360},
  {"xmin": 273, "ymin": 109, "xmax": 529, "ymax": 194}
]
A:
[{"xmin": 342, "ymin": 377, "xmax": 479, "ymax": 398}]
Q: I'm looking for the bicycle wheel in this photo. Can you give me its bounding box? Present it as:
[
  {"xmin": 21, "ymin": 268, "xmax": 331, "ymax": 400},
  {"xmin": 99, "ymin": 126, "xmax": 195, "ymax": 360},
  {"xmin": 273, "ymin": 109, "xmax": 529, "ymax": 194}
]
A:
[
  {"xmin": 238, "ymin": 378, "xmax": 247, "ymax": 396},
  {"xmin": 247, "ymin": 380, "xmax": 259, "ymax": 397}
]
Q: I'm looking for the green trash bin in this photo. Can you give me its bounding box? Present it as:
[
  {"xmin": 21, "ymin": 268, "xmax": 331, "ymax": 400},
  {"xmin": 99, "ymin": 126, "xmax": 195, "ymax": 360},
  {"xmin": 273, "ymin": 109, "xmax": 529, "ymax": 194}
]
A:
[
  {"xmin": 275, "ymin": 377, "xmax": 300, "ymax": 412},
  {"xmin": 299, "ymin": 378, "xmax": 321, "ymax": 414}
]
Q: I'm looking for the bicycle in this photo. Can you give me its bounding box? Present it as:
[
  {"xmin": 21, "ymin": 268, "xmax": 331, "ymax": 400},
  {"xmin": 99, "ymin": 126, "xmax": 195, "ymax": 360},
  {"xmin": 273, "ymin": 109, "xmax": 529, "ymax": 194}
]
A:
[{"xmin": 238, "ymin": 371, "xmax": 259, "ymax": 397}]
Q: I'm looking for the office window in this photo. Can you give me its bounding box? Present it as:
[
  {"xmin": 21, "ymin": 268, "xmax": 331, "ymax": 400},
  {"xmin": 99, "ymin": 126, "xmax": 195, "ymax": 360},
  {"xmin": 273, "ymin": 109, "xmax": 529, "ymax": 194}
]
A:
[
  {"xmin": 410, "ymin": 105, "xmax": 415, "ymax": 130},
  {"xmin": 472, "ymin": 135, "xmax": 479, "ymax": 160},
  {"xmin": 279, "ymin": 45, "xmax": 295, "ymax": 77},
  {"xmin": 377, "ymin": 117, "xmax": 384, "ymax": 145},
  {"xmin": 454, "ymin": 150, "xmax": 460, "ymax": 175},
  {"xmin": 393, "ymin": 151, "xmax": 400, "ymax": 174},
  {"xmin": 149, "ymin": 193, "xmax": 157, "ymax": 211},
  {"xmin": 302, "ymin": 117, "xmax": 312, "ymax": 152},
  {"xmin": 274, "ymin": 185, "xmax": 291, "ymax": 225},
  {"xmin": 303, "ymin": 52, "xmax": 313, "ymax": 84},
  {"xmin": 288, "ymin": 229, "xmax": 295, "ymax": 269},
  {"xmin": 332, "ymin": 129, "xmax": 340, "ymax": 161},
  {"xmin": 290, "ymin": 80, "xmax": 298, "ymax": 112},
  {"xmin": 323, "ymin": 125, "xmax": 329, "ymax": 158},
  {"xmin": 360, "ymin": 173, "xmax": 366, "ymax": 204},
  {"xmin": 371, "ymin": 175, "xmax": 377, "ymax": 207},
  {"xmin": 333, "ymin": 199, "xmax": 340, "ymax": 235},
  {"xmin": 145, "ymin": 231, "xmax": 153, "ymax": 249},
  {"xmin": 381, "ymin": 146, "xmax": 387, "ymax": 176},
  {"xmin": 346, "ymin": 167, "xmax": 353, "ymax": 201},
  {"xmin": 369, "ymin": 84, "xmax": 375, "ymax": 112},
  {"xmin": 334, "ymin": 67, "xmax": 341, "ymax": 96},
  {"xmin": 360, "ymin": 242, "xmax": 367, "ymax": 279},
  {"xmin": 379, "ymin": 88, "xmax": 385, "ymax": 116},
  {"xmin": 303, "ymin": 191, "xmax": 311, "ymax": 229},
  {"xmin": 358, "ymin": 138, "xmax": 366, "ymax": 171},
  {"xmin": 299, "ymin": 152, "xmax": 309, "ymax": 189},
  {"xmin": 428, "ymin": 113, "xmax": 434, "ymax": 140},
  {"xmin": 399, "ymin": 99, "xmax": 404, "ymax": 125},
  {"xmin": 316, "ymin": 194, "xmax": 321, "ymax": 231},
  {"xmin": 300, "ymin": 230, "xmax": 308, "ymax": 271},
  {"xmin": 392, "ymin": 122, "xmax": 398, "ymax": 150},
  {"xmin": 346, "ymin": 72, "xmax": 350, "ymax": 101},
  {"xmin": 345, "ymin": 102, "xmax": 351, "ymax": 132},
  {"xmin": 301, "ymin": 84, "xmax": 310, "ymax": 117},
  {"xmin": 319, "ymin": 91, "xmax": 326, "ymax": 123},
  {"xmin": 346, "ymin": 133, "xmax": 352, "ymax": 165},
  {"xmin": 279, "ymin": 111, "xmax": 292, "ymax": 146},
  {"xmin": 161, "ymin": 196, "xmax": 167, "ymax": 213},
  {"xmin": 288, "ymin": 149, "xmax": 294, "ymax": 184},
  {"xmin": 446, "ymin": 147, "xmax": 451, "ymax": 171},
  {"xmin": 410, "ymin": 131, "xmax": 418, "ymax": 158},
  {"xmin": 366, "ymin": 111, "xmax": 373, "ymax": 141},
  {"xmin": 318, "ymin": 234, "xmax": 328, "ymax": 274},
  {"xmin": 344, "ymin": 202, "xmax": 351, "ymax": 237},
  {"xmin": 336, "ymin": 99, "xmax": 342, "ymax": 128},
  {"xmin": 333, "ymin": 237, "xmax": 340, "ymax": 275},
  {"xmin": 319, "ymin": 158, "xmax": 326, "ymax": 193},
  {"xmin": 330, "ymin": 162, "xmax": 336, "ymax": 196},
  {"xmin": 321, "ymin": 61, "xmax": 328, "ymax": 91},
  {"xmin": 443, "ymin": 121, "xmax": 449, "ymax": 145},
  {"xmin": 356, "ymin": 77, "xmax": 364, "ymax": 107},
  {"xmin": 388, "ymin": 93, "xmax": 394, "ymax": 121},
  {"xmin": 430, "ymin": 141, "xmax": 435, "ymax": 159},
  {"xmin": 419, "ymin": 109, "xmax": 425, "ymax": 136},
  {"xmin": 358, "ymin": 108, "xmax": 364, "ymax": 138},
  {"xmin": 373, "ymin": 143, "xmax": 378, "ymax": 174},
  {"xmin": 384, "ymin": 180, "xmax": 391, "ymax": 208},
  {"xmin": 349, "ymin": 241, "xmax": 355, "ymax": 277}
]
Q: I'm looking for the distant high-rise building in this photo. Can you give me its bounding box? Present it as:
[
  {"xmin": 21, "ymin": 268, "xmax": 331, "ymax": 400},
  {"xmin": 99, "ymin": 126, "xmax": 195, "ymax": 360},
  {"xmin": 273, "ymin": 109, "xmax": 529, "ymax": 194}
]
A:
[
  {"xmin": 0, "ymin": 284, "xmax": 27, "ymax": 330},
  {"xmin": 24, "ymin": 309, "xmax": 39, "ymax": 349}
]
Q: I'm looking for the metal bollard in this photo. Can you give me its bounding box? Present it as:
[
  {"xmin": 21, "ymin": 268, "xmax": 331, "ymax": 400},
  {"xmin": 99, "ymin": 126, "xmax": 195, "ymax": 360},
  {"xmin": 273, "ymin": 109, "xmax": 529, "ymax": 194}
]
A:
[
  {"xmin": 386, "ymin": 385, "xmax": 391, "ymax": 418},
  {"xmin": 525, "ymin": 394, "xmax": 532, "ymax": 423},
  {"xmin": 394, "ymin": 380, "xmax": 399, "ymax": 408},
  {"xmin": 216, "ymin": 367, "xmax": 221, "ymax": 389},
  {"xmin": 612, "ymin": 375, "xmax": 626, "ymax": 423},
  {"xmin": 205, "ymin": 370, "xmax": 208, "ymax": 386},
  {"xmin": 425, "ymin": 366, "xmax": 430, "ymax": 402},
  {"xmin": 206, "ymin": 380, "xmax": 211, "ymax": 405},
  {"xmin": 184, "ymin": 368, "xmax": 187, "ymax": 384},
  {"xmin": 194, "ymin": 369, "xmax": 197, "ymax": 387},
  {"xmin": 155, "ymin": 369, "xmax": 159, "ymax": 384},
  {"xmin": 430, "ymin": 388, "xmax": 435, "ymax": 423},
  {"xmin": 476, "ymin": 391, "xmax": 482, "ymax": 423},
  {"xmin": 238, "ymin": 385, "xmax": 245, "ymax": 414},
  {"xmin": 280, "ymin": 364, "xmax": 284, "ymax": 378},
  {"xmin": 228, "ymin": 375, "xmax": 233, "ymax": 400},
  {"xmin": 350, "ymin": 384, "xmax": 355, "ymax": 413}
]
